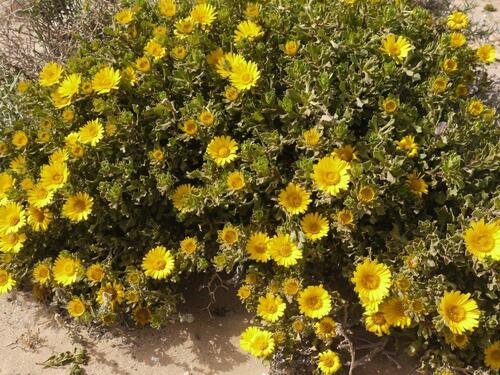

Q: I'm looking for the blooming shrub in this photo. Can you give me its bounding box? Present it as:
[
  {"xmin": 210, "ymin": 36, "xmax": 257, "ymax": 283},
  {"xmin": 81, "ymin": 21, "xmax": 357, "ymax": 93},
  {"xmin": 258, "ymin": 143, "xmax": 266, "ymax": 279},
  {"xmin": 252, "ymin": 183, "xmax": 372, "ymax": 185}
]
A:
[{"xmin": 0, "ymin": 0, "xmax": 499, "ymax": 373}]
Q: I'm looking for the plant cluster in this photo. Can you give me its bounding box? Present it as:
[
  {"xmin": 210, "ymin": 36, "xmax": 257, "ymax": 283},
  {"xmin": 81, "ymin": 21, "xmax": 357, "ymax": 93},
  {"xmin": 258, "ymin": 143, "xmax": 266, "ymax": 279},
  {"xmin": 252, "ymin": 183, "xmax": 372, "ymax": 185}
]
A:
[{"xmin": 0, "ymin": 0, "xmax": 499, "ymax": 373}]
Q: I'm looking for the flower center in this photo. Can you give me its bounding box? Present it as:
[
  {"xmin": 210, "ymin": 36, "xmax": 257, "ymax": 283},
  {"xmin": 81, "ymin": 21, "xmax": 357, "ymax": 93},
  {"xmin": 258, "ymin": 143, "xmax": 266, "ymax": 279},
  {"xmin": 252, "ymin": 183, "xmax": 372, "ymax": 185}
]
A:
[
  {"xmin": 241, "ymin": 73, "xmax": 253, "ymax": 84},
  {"xmin": 308, "ymin": 222, "xmax": 321, "ymax": 234},
  {"xmin": 361, "ymin": 273, "xmax": 380, "ymax": 290},
  {"xmin": 73, "ymin": 199, "xmax": 86, "ymax": 212},
  {"xmin": 254, "ymin": 243, "xmax": 266, "ymax": 254},
  {"xmin": 490, "ymin": 349, "xmax": 500, "ymax": 361},
  {"xmin": 155, "ymin": 259, "xmax": 166, "ymax": 270},
  {"xmin": 9, "ymin": 215, "xmax": 20, "ymax": 227},
  {"xmin": 279, "ymin": 244, "xmax": 292, "ymax": 257},
  {"xmin": 218, "ymin": 146, "xmax": 230, "ymax": 157},
  {"xmin": 288, "ymin": 193, "xmax": 302, "ymax": 207},
  {"xmin": 52, "ymin": 173, "xmax": 63, "ymax": 183},
  {"xmin": 475, "ymin": 232, "xmax": 494, "ymax": 252},
  {"xmin": 306, "ymin": 295, "xmax": 321, "ymax": 309},
  {"xmin": 0, "ymin": 274, "xmax": 7, "ymax": 285},
  {"xmin": 64, "ymin": 263, "xmax": 75, "ymax": 275},
  {"xmin": 388, "ymin": 44, "xmax": 401, "ymax": 55},
  {"xmin": 325, "ymin": 171, "xmax": 340, "ymax": 185},
  {"xmin": 372, "ymin": 312, "xmax": 386, "ymax": 325},
  {"xmin": 446, "ymin": 305, "xmax": 466, "ymax": 323}
]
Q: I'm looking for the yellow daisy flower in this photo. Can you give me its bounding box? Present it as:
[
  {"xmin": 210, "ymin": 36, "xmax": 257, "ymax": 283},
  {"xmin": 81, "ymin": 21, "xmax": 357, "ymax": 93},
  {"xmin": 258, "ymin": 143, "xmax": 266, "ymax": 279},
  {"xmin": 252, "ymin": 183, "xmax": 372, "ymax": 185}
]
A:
[
  {"xmin": 395, "ymin": 135, "xmax": 418, "ymax": 157},
  {"xmin": 365, "ymin": 310, "xmax": 391, "ymax": 336},
  {"xmin": 158, "ymin": 0, "xmax": 176, "ymax": 17},
  {"xmin": 62, "ymin": 192, "xmax": 94, "ymax": 222},
  {"xmin": 190, "ymin": 3, "xmax": 217, "ymax": 27},
  {"xmin": 337, "ymin": 209, "xmax": 354, "ymax": 225},
  {"xmin": 257, "ymin": 293, "xmax": 286, "ymax": 322},
  {"xmin": 333, "ymin": 145, "xmax": 357, "ymax": 162},
  {"xmin": 216, "ymin": 53, "xmax": 246, "ymax": 78},
  {"xmin": 0, "ymin": 269, "xmax": 16, "ymax": 294},
  {"xmin": 32, "ymin": 263, "xmax": 51, "ymax": 284},
  {"xmin": 449, "ymin": 32, "xmax": 466, "ymax": 48},
  {"xmin": 180, "ymin": 237, "xmax": 198, "ymax": 255},
  {"xmin": 284, "ymin": 41, "xmax": 299, "ymax": 56},
  {"xmin": 91, "ymin": 66, "xmax": 121, "ymax": 94},
  {"xmin": 53, "ymin": 254, "xmax": 82, "ymax": 286},
  {"xmin": 352, "ymin": 259, "xmax": 392, "ymax": 306},
  {"xmin": 380, "ymin": 34, "xmax": 413, "ymax": 63},
  {"xmin": 39, "ymin": 62, "xmax": 64, "ymax": 87},
  {"xmin": 207, "ymin": 48, "xmax": 224, "ymax": 65},
  {"xmin": 133, "ymin": 306, "xmax": 152, "ymax": 326},
  {"xmin": 302, "ymin": 128, "xmax": 321, "ymax": 147},
  {"xmin": 312, "ymin": 156, "xmax": 350, "ymax": 196},
  {"xmin": 142, "ymin": 246, "xmax": 175, "ymax": 279},
  {"xmin": 315, "ymin": 317, "xmax": 337, "ymax": 340},
  {"xmin": 438, "ymin": 291, "xmax": 480, "ymax": 334},
  {"xmin": 433, "ymin": 76, "xmax": 448, "ymax": 94},
  {"xmin": 234, "ymin": 20, "xmax": 264, "ymax": 42},
  {"xmin": 57, "ymin": 73, "xmax": 81, "ymax": 99},
  {"xmin": 278, "ymin": 182, "xmax": 311, "ymax": 215},
  {"xmin": 282, "ymin": 278, "xmax": 300, "ymax": 296},
  {"xmin": 0, "ymin": 202, "xmax": 26, "ymax": 234},
  {"xmin": 406, "ymin": 171, "xmax": 428, "ymax": 197},
  {"xmin": 96, "ymin": 282, "xmax": 125, "ymax": 307},
  {"xmin": 268, "ymin": 234, "xmax": 302, "ymax": 267},
  {"xmin": 317, "ymin": 350, "xmax": 342, "ymax": 374},
  {"xmin": 199, "ymin": 110, "xmax": 215, "ymax": 126},
  {"xmin": 174, "ymin": 17, "xmax": 195, "ymax": 35},
  {"xmin": 442, "ymin": 58, "xmax": 458, "ymax": 73},
  {"xmin": 115, "ymin": 8, "xmax": 134, "ymax": 25},
  {"xmin": 219, "ymin": 224, "xmax": 240, "ymax": 245},
  {"xmin": 171, "ymin": 45, "xmax": 187, "ymax": 60},
  {"xmin": 467, "ymin": 98, "xmax": 484, "ymax": 117},
  {"xmin": 476, "ymin": 45, "xmax": 496, "ymax": 63},
  {"xmin": 300, "ymin": 212, "xmax": 329, "ymax": 241},
  {"xmin": 237, "ymin": 285, "xmax": 251, "ymax": 301},
  {"xmin": 0, "ymin": 232, "xmax": 27, "ymax": 253},
  {"xmin": 86, "ymin": 264, "xmax": 105, "ymax": 283},
  {"xmin": 240, "ymin": 326, "xmax": 275, "ymax": 358},
  {"xmin": 358, "ymin": 186, "xmax": 376, "ymax": 203},
  {"xmin": 172, "ymin": 184, "xmax": 196, "ymax": 212},
  {"xmin": 40, "ymin": 162, "xmax": 69, "ymax": 190},
  {"xmin": 297, "ymin": 285, "xmax": 332, "ymax": 319},
  {"xmin": 67, "ymin": 297, "xmax": 86, "ymax": 318},
  {"xmin": 229, "ymin": 60, "xmax": 261, "ymax": 91},
  {"xmin": 51, "ymin": 90, "xmax": 72, "ymax": 108},
  {"xmin": 447, "ymin": 11, "xmax": 468, "ymax": 30},
  {"xmin": 227, "ymin": 171, "xmax": 246, "ymax": 191},
  {"xmin": 463, "ymin": 219, "xmax": 499, "ymax": 260},
  {"xmin": 244, "ymin": 2, "xmax": 260, "ymax": 18},
  {"xmin": 79, "ymin": 119, "xmax": 104, "ymax": 146},
  {"xmin": 12, "ymin": 131, "xmax": 28, "ymax": 149},
  {"xmin": 245, "ymin": 232, "xmax": 270, "ymax": 262},
  {"xmin": 180, "ymin": 119, "xmax": 198, "ymax": 136},
  {"xmin": 207, "ymin": 136, "xmax": 238, "ymax": 166},
  {"xmin": 144, "ymin": 39, "xmax": 166, "ymax": 61},
  {"xmin": 27, "ymin": 206, "xmax": 52, "ymax": 232},
  {"xmin": 484, "ymin": 341, "xmax": 500, "ymax": 371},
  {"xmin": 135, "ymin": 56, "xmax": 151, "ymax": 73},
  {"xmin": 380, "ymin": 297, "xmax": 412, "ymax": 328},
  {"xmin": 27, "ymin": 184, "xmax": 54, "ymax": 208}
]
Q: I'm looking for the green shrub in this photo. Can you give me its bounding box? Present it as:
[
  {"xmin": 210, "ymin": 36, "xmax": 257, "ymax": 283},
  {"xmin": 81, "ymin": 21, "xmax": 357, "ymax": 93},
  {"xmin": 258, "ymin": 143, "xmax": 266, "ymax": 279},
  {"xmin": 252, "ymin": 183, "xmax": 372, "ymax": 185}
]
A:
[{"xmin": 0, "ymin": 0, "xmax": 498, "ymax": 373}]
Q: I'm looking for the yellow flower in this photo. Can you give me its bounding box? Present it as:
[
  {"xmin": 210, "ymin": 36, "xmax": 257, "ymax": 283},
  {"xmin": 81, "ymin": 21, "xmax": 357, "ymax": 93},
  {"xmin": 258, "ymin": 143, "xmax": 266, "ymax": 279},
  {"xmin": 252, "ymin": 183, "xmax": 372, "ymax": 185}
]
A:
[
  {"xmin": 365, "ymin": 310, "xmax": 391, "ymax": 336},
  {"xmin": 407, "ymin": 171, "xmax": 428, "ymax": 197},
  {"xmin": 172, "ymin": 184, "xmax": 196, "ymax": 212},
  {"xmin": 27, "ymin": 184, "xmax": 54, "ymax": 208},
  {"xmin": 302, "ymin": 128, "xmax": 321, "ymax": 147},
  {"xmin": 81, "ymin": 81, "xmax": 93, "ymax": 94},
  {"xmin": 96, "ymin": 282, "xmax": 125, "ymax": 307},
  {"xmin": 442, "ymin": 58, "xmax": 458, "ymax": 73},
  {"xmin": 0, "ymin": 202, "xmax": 25, "ymax": 234},
  {"xmin": 315, "ymin": 317, "xmax": 337, "ymax": 340},
  {"xmin": 126, "ymin": 269, "xmax": 142, "ymax": 285},
  {"xmin": 0, "ymin": 142, "xmax": 8, "ymax": 156},
  {"xmin": 135, "ymin": 56, "xmax": 151, "ymax": 72},
  {"xmin": 180, "ymin": 237, "xmax": 198, "ymax": 255},
  {"xmin": 467, "ymin": 98, "xmax": 484, "ymax": 117},
  {"xmin": 382, "ymin": 97, "xmax": 398, "ymax": 113},
  {"xmin": 62, "ymin": 192, "xmax": 94, "ymax": 222},
  {"xmin": 380, "ymin": 297, "xmax": 411, "ymax": 328},
  {"xmin": 292, "ymin": 319, "xmax": 305, "ymax": 333},
  {"xmin": 39, "ymin": 62, "xmax": 64, "ymax": 87},
  {"xmin": 358, "ymin": 186, "xmax": 376, "ymax": 203},
  {"xmin": 284, "ymin": 41, "xmax": 299, "ymax": 56},
  {"xmin": 21, "ymin": 178, "xmax": 34, "ymax": 191},
  {"xmin": 268, "ymin": 234, "xmax": 302, "ymax": 267},
  {"xmin": 246, "ymin": 232, "xmax": 270, "ymax": 262},
  {"xmin": 449, "ymin": 32, "xmax": 466, "ymax": 48},
  {"xmin": 317, "ymin": 350, "xmax": 342, "ymax": 374},
  {"xmin": 312, "ymin": 156, "xmax": 350, "ymax": 196},
  {"xmin": 9, "ymin": 155, "xmax": 26, "ymax": 174},
  {"xmin": 484, "ymin": 341, "xmax": 500, "ymax": 371},
  {"xmin": 229, "ymin": 60, "xmax": 261, "ymax": 91},
  {"xmin": 227, "ymin": 171, "xmax": 245, "ymax": 191},
  {"xmin": 133, "ymin": 306, "xmax": 152, "ymax": 326},
  {"xmin": 27, "ymin": 206, "xmax": 52, "ymax": 232},
  {"xmin": 17, "ymin": 80, "xmax": 29, "ymax": 93},
  {"xmin": 301, "ymin": 212, "xmax": 329, "ymax": 241},
  {"xmin": 298, "ymin": 285, "xmax": 332, "ymax": 319},
  {"xmin": 207, "ymin": 136, "xmax": 238, "ymax": 166},
  {"xmin": 51, "ymin": 90, "xmax": 71, "ymax": 108},
  {"xmin": 36, "ymin": 129, "xmax": 51, "ymax": 143},
  {"xmin": 234, "ymin": 20, "xmax": 264, "ymax": 42},
  {"xmin": 149, "ymin": 148, "xmax": 165, "ymax": 162},
  {"xmin": 115, "ymin": 8, "xmax": 134, "ymax": 25},
  {"xmin": 125, "ymin": 290, "xmax": 140, "ymax": 304},
  {"xmin": 144, "ymin": 39, "xmax": 166, "ymax": 61},
  {"xmin": 86, "ymin": 264, "xmax": 105, "ymax": 283},
  {"xmin": 352, "ymin": 259, "xmax": 392, "ymax": 307},
  {"xmin": 240, "ymin": 326, "xmax": 275, "ymax": 358},
  {"xmin": 171, "ymin": 45, "xmax": 187, "ymax": 60},
  {"xmin": 438, "ymin": 291, "xmax": 480, "ymax": 334},
  {"xmin": 244, "ymin": 2, "xmax": 260, "ymax": 18},
  {"xmin": 0, "ymin": 269, "xmax": 16, "ymax": 294},
  {"xmin": 237, "ymin": 285, "xmax": 251, "ymax": 301},
  {"xmin": 159, "ymin": 0, "xmax": 176, "ymax": 17},
  {"xmin": 40, "ymin": 162, "xmax": 69, "ymax": 190},
  {"xmin": 216, "ymin": 53, "xmax": 246, "ymax": 78},
  {"xmin": 395, "ymin": 135, "xmax": 419, "ymax": 157},
  {"xmin": 380, "ymin": 34, "xmax": 413, "ymax": 63},
  {"xmin": 0, "ymin": 232, "xmax": 27, "ymax": 253},
  {"xmin": 121, "ymin": 66, "xmax": 137, "ymax": 86},
  {"xmin": 463, "ymin": 219, "xmax": 499, "ymax": 260},
  {"xmin": 445, "ymin": 333, "xmax": 469, "ymax": 349},
  {"xmin": 282, "ymin": 278, "xmax": 300, "ymax": 296},
  {"xmin": 180, "ymin": 118, "xmax": 198, "ymax": 136},
  {"xmin": 92, "ymin": 67, "xmax": 121, "ymax": 94},
  {"xmin": 32, "ymin": 263, "xmax": 51, "ymax": 284},
  {"xmin": 57, "ymin": 73, "xmax": 81, "ymax": 99},
  {"xmin": 257, "ymin": 293, "xmax": 286, "ymax": 322},
  {"xmin": 67, "ymin": 297, "xmax": 86, "ymax": 318},
  {"xmin": 199, "ymin": 110, "xmax": 215, "ymax": 126},
  {"xmin": 79, "ymin": 119, "xmax": 104, "ymax": 146},
  {"xmin": 476, "ymin": 45, "xmax": 496, "ymax": 63},
  {"xmin": 337, "ymin": 209, "xmax": 354, "ymax": 225},
  {"xmin": 0, "ymin": 172, "xmax": 15, "ymax": 200},
  {"xmin": 278, "ymin": 182, "xmax": 311, "ymax": 215},
  {"xmin": 207, "ymin": 48, "xmax": 224, "ymax": 65},
  {"xmin": 142, "ymin": 246, "xmax": 175, "ymax": 279},
  {"xmin": 175, "ymin": 17, "xmax": 195, "ymax": 35},
  {"xmin": 433, "ymin": 76, "xmax": 449, "ymax": 94},
  {"xmin": 220, "ymin": 224, "xmax": 239, "ymax": 245},
  {"xmin": 53, "ymin": 254, "xmax": 82, "ymax": 286},
  {"xmin": 12, "ymin": 131, "xmax": 28, "ymax": 149},
  {"xmin": 447, "ymin": 11, "xmax": 468, "ymax": 30},
  {"xmin": 333, "ymin": 145, "xmax": 357, "ymax": 163},
  {"xmin": 190, "ymin": 3, "xmax": 217, "ymax": 27}
]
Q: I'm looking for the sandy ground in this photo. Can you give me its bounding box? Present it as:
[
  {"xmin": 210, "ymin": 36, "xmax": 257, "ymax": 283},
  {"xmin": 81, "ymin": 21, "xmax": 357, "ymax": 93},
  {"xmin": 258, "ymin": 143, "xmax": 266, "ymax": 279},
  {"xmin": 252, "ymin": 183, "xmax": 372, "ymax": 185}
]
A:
[{"xmin": 0, "ymin": 1, "xmax": 498, "ymax": 375}]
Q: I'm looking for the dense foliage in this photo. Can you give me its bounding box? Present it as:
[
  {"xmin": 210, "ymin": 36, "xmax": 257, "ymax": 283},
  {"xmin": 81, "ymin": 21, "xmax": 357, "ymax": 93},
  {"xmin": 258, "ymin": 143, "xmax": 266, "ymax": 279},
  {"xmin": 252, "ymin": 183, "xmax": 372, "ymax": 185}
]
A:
[{"xmin": 0, "ymin": 0, "xmax": 498, "ymax": 373}]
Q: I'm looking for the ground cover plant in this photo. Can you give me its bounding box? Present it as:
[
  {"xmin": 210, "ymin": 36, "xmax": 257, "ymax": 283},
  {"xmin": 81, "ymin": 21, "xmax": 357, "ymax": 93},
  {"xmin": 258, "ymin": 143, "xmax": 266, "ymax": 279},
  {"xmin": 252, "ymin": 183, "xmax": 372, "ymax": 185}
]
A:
[{"xmin": 0, "ymin": 0, "xmax": 498, "ymax": 374}]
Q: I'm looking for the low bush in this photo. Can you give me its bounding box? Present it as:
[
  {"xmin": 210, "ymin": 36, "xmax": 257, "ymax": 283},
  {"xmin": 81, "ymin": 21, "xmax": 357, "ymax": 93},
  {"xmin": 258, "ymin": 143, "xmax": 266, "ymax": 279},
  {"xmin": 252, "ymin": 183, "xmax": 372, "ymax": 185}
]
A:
[{"xmin": 0, "ymin": 0, "xmax": 498, "ymax": 373}]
